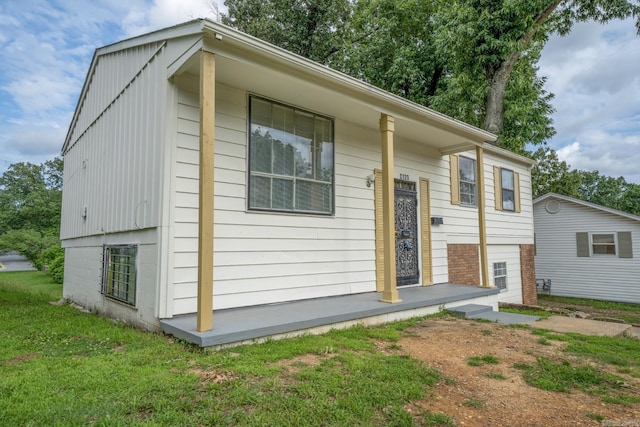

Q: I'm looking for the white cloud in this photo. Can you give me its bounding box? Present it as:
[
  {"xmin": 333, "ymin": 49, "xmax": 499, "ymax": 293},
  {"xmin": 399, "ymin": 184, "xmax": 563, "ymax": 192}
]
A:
[
  {"xmin": 540, "ymin": 19, "xmax": 640, "ymax": 183},
  {"xmin": 123, "ymin": 0, "xmax": 218, "ymax": 37}
]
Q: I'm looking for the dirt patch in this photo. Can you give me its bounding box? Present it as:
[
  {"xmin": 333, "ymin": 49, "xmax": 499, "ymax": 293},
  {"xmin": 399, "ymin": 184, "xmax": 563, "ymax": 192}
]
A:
[
  {"xmin": 399, "ymin": 317, "xmax": 640, "ymax": 426},
  {"xmin": 188, "ymin": 367, "xmax": 236, "ymax": 384},
  {"xmin": 272, "ymin": 352, "xmax": 335, "ymax": 376},
  {"xmin": 3, "ymin": 353, "xmax": 39, "ymax": 365}
]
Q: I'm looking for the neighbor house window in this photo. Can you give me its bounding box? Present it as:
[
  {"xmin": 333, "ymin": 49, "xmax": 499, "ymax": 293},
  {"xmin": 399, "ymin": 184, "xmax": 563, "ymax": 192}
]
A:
[
  {"xmin": 459, "ymin": 156, "xmax": 476, "ymax": 206},
  {"xmin": 501, "ymin": 168, "xmax": 515, "ymax": 211},
  {"xmin": 493, "ymin": 262, "xmax": 507, "ymax": 290},
  {"xmin": 248, "ymin": 96, "xmax": 334, "ymax": 214},
  {"xmin": 102, "ymin": 245, "xmax": 137, "ymax": 305},
  {"xmin": 591, "ymin": 233, "xmax": 616, "ymax": 255}
]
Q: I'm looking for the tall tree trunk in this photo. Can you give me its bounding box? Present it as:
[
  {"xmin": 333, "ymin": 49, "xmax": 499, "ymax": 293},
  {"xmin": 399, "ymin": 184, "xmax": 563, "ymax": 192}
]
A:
[
  {"xmin": 484, "ymin": 52, "xmax": 519, "ymax": 135},
  {"xmin": 484, "ymin": 0, "xmax": 562, "ymax": 139}
]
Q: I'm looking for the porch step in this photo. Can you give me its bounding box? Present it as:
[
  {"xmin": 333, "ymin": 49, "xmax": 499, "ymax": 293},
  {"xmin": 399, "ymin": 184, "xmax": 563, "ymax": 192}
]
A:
[
  {"xmin": 448, "ymin": 304, "xmax": 539, "ymax": 325},
  {"xmin": 448, "ymin": 304, "xmax": 494, "ymax": 317}
]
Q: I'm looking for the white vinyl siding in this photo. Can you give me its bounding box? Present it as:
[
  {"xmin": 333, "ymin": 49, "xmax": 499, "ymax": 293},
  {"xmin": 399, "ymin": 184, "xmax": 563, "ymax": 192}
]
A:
[
  {"xmin": 488, "ymin": 245, "xmax": 522, "ymax": 303},
  {"xmin": 61, "ymin": 42, "xmax": 166, "ymax": 239},
  {"xmin": 171, "ymin": 83, "xmax": 379, "ymax": 314},
  {"xmin": 534, "ymin": 197, "xmax": 640, "ymax": 304}
]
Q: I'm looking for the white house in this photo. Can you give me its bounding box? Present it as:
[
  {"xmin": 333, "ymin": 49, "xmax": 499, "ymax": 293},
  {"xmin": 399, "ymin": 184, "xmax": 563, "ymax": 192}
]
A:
[
  {"xmin": 534, "ymin": 193, "xmax": 639, "ymax": 303},
  {"xmin": 61, "ymin": 19, "xmax": 536, "ymax": 334}
]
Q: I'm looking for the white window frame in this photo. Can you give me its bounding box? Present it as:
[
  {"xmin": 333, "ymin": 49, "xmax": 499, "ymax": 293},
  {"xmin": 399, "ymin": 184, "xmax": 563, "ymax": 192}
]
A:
[
  {"xmin": 248, "ymin": 95, "xmax": 335, "ymax": 215},
  {"xmin": 590, "ymin": 233, "xmax": 617, "ymax": 256},
  {"xmin": 101, "ymin": 244, "xmax": 137, "ymax": 306},
  {"xmin": 459, "ymin": 156, "xmax": 477, "ymax": 207},
  {"xmin": 493, "ymin": 262, "xmax": 507, "ymax": 291}
]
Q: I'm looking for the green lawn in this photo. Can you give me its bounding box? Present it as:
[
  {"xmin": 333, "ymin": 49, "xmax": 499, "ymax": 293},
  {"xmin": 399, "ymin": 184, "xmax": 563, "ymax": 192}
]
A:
[{"xmin": 0, "ymin": 271, "xmax": 440, "ymax": 426}]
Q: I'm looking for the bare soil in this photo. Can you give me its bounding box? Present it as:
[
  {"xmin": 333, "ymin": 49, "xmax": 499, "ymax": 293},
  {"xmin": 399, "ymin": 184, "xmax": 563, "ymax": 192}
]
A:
[{"xmin": 396, "ymin": 317, "xmax": 640, "ymax": 427}]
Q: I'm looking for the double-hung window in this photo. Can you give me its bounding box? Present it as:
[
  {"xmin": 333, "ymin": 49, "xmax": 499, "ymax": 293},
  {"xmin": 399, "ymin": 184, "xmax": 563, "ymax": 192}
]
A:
[
  {"xmin": 249, "ymin": 96, "xmax": 334, "ymax": 214},
  {"xmin": 493, "ymin": 262, "xmax": 507, "ymax": 290},
  {"xmin": 459, "ymin": 156, "xmax": 476, "ymax": 206},
  {"xmin": 102, "ymin": 244, "xmax": 137, "ymax": 306},
  {"xmin": 501, "ymin": 168, "xmax": 515, "ymax": 211},
  {"xmin": 591, "ymin": 233, "xmax": 616, "ymax": 255}
]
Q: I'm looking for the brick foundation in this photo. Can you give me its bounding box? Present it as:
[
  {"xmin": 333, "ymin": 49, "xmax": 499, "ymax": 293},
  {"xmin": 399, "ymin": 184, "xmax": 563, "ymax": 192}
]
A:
[
  {"xmin": 520, "ymin": 244, "xmax": 537, "ymax": 305},
  {"xmin": 447, "ymin": 244, "xmax": 480, "ymax": 286}
]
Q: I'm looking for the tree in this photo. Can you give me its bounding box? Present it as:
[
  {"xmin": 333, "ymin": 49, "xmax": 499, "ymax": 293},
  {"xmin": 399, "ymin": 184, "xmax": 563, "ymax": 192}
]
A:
[
  {"xmin": 576, "ymin": 170, "xmax": 630, "ymax": 210},
  {"xmin": 222, "ymin": 0, "xmax": 353, "ymax": 65},
  {"xmin": 0, "ymin": 158, "xmax": 63, "ymax": 274},
  {"xmin": 435, "ymin": 0, "xmax": 640, "ymax": 143},
  {"xmin": 0, "ymin": 160, "xmax": 62, "ymax": 235},
  {"xmin": 531, "ymin": 146, "xmax": 580, "ymax": 199},
  {"xmin": 337, "ymin": 0, "xmax": 443, "ymax": 106}
]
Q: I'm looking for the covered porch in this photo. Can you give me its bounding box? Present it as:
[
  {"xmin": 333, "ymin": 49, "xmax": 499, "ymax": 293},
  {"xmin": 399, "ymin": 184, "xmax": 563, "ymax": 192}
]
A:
[{"xmin": 160, "ymin": 283, "xmax": 499, "ymax": 348}]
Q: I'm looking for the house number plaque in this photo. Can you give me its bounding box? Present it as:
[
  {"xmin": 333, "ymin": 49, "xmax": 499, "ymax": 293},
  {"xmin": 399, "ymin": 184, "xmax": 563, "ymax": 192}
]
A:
[{"xmin": 399, "ymin": 174, "xmax": 410, "ymax": 181}]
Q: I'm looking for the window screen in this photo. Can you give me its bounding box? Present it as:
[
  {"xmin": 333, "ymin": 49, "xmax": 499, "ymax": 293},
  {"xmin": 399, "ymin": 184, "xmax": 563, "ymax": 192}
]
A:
[{"xmin": 249, "ymin": 96, "xmax": 334, "ymax": 214}]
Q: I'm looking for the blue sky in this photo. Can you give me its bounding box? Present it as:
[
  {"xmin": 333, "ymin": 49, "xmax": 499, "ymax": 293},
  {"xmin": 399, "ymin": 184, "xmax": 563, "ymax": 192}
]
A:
[{"xmin": 1, "ymin": 1, "xmax": 639, "ymax": 183}]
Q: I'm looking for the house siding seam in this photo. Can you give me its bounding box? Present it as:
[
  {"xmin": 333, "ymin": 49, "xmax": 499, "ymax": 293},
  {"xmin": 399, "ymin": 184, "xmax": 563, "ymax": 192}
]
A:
[
  {"xmin": 447, "ymin": 244, "xmax": 480, "ymax": 286},
  {"xmin": 519, "ymin": 244, "xmax": 537, "ymax": 305}
]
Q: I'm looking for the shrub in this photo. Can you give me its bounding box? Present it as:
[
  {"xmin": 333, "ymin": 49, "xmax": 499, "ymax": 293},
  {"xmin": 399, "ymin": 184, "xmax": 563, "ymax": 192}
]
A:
[{"xmin": 48, "ymin": 250, "xmax": 64, "ymax": 284}]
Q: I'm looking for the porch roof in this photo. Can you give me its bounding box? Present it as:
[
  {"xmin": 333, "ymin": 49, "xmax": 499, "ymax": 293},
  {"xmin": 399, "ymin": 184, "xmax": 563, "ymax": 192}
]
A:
[{"xmin": 160, "ymin": 284, "xmax": 499, "ymax": 348}]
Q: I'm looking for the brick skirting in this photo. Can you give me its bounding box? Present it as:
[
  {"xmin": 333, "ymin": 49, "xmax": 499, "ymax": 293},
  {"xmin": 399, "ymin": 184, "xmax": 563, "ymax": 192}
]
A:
[{"xmin": 447, "ymin": 244, "xmax": 480, "ymax": 286}]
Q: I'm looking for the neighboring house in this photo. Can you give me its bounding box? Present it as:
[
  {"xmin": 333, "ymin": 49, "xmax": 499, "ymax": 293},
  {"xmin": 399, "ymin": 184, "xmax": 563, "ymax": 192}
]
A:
[
  {"xmin": 61, "ymin": 19, "xmax": 536, "ymax": 333},
  {"xmin": 534, "ymin": 193, "xmax": 639, "ymax": 303}
]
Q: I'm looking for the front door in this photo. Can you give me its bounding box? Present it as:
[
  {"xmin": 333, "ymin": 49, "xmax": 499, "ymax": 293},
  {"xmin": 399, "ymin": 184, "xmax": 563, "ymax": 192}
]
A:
[{"xmin": 395, "ymin": 180, "xmax": 419, "ymax": 286}]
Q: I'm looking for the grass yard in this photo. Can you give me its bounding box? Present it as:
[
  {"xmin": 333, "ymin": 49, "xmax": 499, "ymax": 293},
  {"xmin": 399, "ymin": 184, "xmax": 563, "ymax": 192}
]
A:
[
  {"xmin": 2, "ymin": 272, "xmax": 640, "ymax": 426},
  {"xmin": 0, "ymin": 271, "xmax": 440, "ymax": 426}
]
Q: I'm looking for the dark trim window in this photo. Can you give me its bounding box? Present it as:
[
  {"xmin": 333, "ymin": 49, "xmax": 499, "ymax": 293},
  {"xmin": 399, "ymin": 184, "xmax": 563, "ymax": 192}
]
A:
[
  {"xmin": 501, "ymin": 168, "xmax": 515, "ymax": 211},
  {"xmin": 459, "ymin": 156, "xmax": 476, "ymax": 206},
  {"xmin": 102, "ymin": 245, "xmax": 137, "ymax": 306},
  {"xmin": 493, "ymin": 262, "xmax": 507, "ymax": 290},
  {"xmin": 248, "ymin": 96, "xmax": 334, "ymax": 214}
]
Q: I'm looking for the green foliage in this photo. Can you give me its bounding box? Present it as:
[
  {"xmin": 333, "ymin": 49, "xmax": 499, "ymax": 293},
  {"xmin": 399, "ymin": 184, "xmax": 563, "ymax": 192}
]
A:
[
  {"xmin": 531, "ymin": 146, "xmax": 581, "ymax": 199},
  {"xmin": 0, "ymin": 158, "xmax": 63, "ymax": 281},
  {"xmin": 0, "ymin": 229, "xmax": 59, "ymax": 267},
  {"xmin": 222, "ymin": 0, "xmax": 353, "ymax": 64},
  {"xmin": 467, "ymin": 354, "xmax": 499, "ymax": 366},
  {"xmin": 0, "ymin": 159, "xmax": 62, "ymax": 235},
  {"xmin": 512, "ymin": 355, "xmax": 640, "ymax": 405},
  {"xmin": 483, "ymin": 372, "xmax": 507, "ymax": 380}
]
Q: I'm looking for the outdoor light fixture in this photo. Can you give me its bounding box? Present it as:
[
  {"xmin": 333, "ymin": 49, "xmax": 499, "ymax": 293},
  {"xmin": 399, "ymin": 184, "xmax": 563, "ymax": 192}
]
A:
[{"xmin": 366, "ymin": 174, "xmax": 375, "ymax": 187}]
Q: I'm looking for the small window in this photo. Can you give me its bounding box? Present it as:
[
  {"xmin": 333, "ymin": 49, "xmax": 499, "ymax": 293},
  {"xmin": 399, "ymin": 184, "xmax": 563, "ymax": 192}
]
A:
[
  {"xmin": 459, "ymin": 156, "xmax": 476, "ymax": 206},
  {"xmin": 493, "ymin": 262, "xmax": 507, "ymax": 290},
  {"xmin": 248, "ymin": 96, "xmax": 334, "ymax": 214},
  {"xmin": 501, "ymin": 169, "xmax": 515, "ymax": 211},
  {"xmin": 102, "ymin": 245, "xmax": 137, "ymax": 305},
  {"xmin": 592, "ymin": 234, "xmax": 616, "ymax": 255}
]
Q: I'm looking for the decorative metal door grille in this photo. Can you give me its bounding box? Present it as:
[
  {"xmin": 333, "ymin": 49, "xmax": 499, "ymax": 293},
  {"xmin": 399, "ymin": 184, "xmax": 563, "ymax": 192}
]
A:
[{"xmin": 395, "ymin": 180, "xmax": 419, "ymax": 286}]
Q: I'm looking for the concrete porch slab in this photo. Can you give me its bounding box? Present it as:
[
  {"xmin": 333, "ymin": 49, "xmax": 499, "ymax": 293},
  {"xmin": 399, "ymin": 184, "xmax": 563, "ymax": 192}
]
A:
[{"xmin": 160, "ymin": 283, "xmax": 499, "ymax": 348}]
